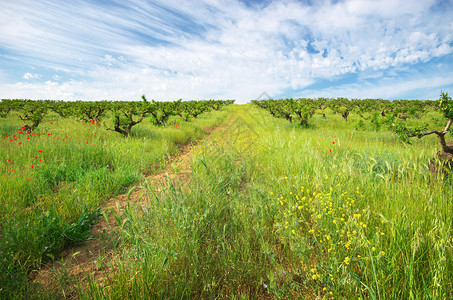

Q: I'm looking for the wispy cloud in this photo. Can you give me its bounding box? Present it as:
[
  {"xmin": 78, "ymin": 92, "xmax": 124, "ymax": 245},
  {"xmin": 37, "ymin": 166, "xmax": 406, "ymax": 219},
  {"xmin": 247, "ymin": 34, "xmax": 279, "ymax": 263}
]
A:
[
  {"xmin": 301, "ymin": 71, "xmax": 453, "ymax": 100},
  {"xmin": 0, "ymin": 0, "xmax": 452, "ymax": 102}
]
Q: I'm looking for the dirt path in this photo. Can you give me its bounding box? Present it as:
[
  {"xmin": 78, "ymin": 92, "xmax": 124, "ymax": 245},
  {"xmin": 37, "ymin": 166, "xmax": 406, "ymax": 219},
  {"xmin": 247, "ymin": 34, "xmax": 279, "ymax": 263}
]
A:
[{"xmin": 33, "ymin": 120, "xmax": 232, "ymax": 298}]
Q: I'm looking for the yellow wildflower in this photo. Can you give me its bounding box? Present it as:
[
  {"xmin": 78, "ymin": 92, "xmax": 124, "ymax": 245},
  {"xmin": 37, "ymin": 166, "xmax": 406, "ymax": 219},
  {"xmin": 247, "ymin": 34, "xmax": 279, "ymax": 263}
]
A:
[{"xmin": 344, "ymin": 257, "xmax": 350, "ymax": 265}]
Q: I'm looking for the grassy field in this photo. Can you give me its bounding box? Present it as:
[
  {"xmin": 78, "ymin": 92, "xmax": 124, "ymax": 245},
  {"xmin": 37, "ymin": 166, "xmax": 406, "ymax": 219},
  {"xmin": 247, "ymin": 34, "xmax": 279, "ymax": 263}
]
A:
[
  {"xmin": 1, "ymin": 104, "xmax": 452, "ymax": 299},
  {"xmin": 0, "ymin": 108, "xmax": 229, "ymax": 297}
]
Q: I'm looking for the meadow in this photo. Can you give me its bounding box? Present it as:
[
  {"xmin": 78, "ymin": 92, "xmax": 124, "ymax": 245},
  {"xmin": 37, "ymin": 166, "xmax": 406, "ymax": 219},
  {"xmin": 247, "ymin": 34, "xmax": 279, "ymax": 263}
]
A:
[
  {"xmin": 0, "ymin": 106, "xmax": 229, "ymax": 297},
  {"xmin": 1, "ymin": 102, "xmax": 452, "ymax": 299}
]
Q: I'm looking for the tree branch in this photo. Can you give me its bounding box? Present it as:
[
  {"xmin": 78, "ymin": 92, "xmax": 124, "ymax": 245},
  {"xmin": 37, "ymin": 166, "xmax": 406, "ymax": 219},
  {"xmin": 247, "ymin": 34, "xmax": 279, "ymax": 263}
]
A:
[
  {"xmin": 406, "ymin": 118, "xmax": 453, "ymax": 154},
  {"xmin": 444, "ymin": 119, "xmax": 452, "ymax": 132},
  {"xmin": 408, "ymin": 130, "xmax": 447, "ymax": 138}
]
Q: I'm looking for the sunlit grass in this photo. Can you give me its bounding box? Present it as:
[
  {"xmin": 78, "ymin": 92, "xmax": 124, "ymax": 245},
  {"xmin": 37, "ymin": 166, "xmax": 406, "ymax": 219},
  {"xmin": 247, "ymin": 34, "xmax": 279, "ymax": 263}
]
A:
[
  {"xmin": 2, "ymin": 103, "xmax": 452, "ymax": 299},
  {"xmin": 85, "ymin": 104, "xmax": 453, "ymax": 299},
  {"xmin": 0, "ymin": 107, "xmax": 229, "ymax": 297}
]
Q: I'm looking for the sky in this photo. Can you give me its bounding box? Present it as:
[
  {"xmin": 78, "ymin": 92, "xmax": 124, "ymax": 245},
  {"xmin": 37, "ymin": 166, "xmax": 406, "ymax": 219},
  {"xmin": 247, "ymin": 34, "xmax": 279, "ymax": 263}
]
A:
[{"xmin": 1, "ymin": 0, "xmax": 453, "ymax": 103}]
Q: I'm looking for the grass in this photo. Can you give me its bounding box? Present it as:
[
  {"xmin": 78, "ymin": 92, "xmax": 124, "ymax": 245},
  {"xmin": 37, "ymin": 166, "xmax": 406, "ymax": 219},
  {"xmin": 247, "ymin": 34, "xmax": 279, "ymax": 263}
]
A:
[
  {"xmin": 0, "ymin": 108, "xmax": 229, "ymax": 298},
  {"xmin": 2, "ymin": 103, "xmax": 453, "ymax": 299},
  {"xmin": 255, "ymin": 107, "xmax": 452, "ymax": 299}
]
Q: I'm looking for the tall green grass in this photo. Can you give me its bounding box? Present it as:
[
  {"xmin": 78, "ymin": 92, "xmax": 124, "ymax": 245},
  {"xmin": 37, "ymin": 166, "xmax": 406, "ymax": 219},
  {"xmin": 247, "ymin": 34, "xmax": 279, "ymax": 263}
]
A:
[
  {"xmin": 0, "ymin": 108, "xmax": 229, "ymax": 298},
  {"xmin": 254, "ymin": 106, "xmax": 452, "ymax": 298},
  {"xmin": 78, "ymin": 104, "xmax": 452, "ymax": 299}
]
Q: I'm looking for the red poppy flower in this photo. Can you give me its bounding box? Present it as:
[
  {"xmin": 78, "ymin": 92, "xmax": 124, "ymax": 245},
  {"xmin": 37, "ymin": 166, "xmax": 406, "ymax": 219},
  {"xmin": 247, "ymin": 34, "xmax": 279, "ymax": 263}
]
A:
[
  {"xmin": 38, "ymin": 150, "xmax": 43, "ymax": 153},
  {"xmin": 30, "ymin": 165, "xmax": 34, "ymax": 169}
]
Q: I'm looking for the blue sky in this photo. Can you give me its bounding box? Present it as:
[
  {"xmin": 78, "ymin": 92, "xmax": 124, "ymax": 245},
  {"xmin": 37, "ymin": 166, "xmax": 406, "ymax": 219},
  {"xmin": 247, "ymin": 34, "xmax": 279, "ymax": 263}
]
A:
[{"xmin": 1, "ymin": 0, "xmax": 452, "ymax": 103}]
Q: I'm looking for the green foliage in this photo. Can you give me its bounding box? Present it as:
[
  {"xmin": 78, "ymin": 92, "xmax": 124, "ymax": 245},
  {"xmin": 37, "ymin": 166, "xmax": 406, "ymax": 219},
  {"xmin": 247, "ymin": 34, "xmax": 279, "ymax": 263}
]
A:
[
  {"xmin": 390, "ymin": 122, "xmax": 428, "ymax": 144},
  {"xmin": 75, "ymin": 101, "xmax": 109, "ymax": 122},
  {"xmin": 253, "ymin": 97, "xmax": 434, "ymax": 129},
  {"xmin": 294, "ymin": 98, "xmax": 317, "ymax": 126},
  {"xmin": 50, "ymin": 101, "xmax": 75, "ymax": 118},
  {"xmin": 1, "ymin": 98, "xmax": 234, "ymax": 136},
  {"xmin": 355, "ymin": 119, "xmax": 366, "ymax": 130},
  {"xmin": 437, "ymin": 91, "xmax": 453, "ymax": 119},
  {"xmin": 0, "ymin": 100, "xmax": 12, "ymax": 118},
  {"xmin": 387, "ymin": 92, "xmax": 451, "ymax": 144},
  {"xmin": 18, "ymin": 100, "xmax": 48, "ymax": 131},
  {"xmin": 107, "ymin": 100, "xmax": 148, "ymax": 137}
]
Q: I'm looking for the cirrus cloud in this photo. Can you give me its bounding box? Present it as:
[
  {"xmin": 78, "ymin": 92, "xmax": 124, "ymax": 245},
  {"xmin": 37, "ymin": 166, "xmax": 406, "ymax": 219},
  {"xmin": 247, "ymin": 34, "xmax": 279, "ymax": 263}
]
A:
[{"xmin": 0, "ymin": 0, "xmax": 452, "ymax": 102}]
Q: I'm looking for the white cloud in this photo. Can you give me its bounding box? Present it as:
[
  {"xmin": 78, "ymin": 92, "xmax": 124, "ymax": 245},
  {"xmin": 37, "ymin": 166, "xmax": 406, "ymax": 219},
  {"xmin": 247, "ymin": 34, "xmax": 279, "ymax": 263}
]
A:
[
  {"xmin": 433, "ymin": 43, "xmax": 453, "ymax": 57},
  {"xmin": 0, "ymin": 0, "xmax": 452, "ymax": 102},
  {"xmin": 23, "ymin": 72, "xmax": 40, "ymax": 79},
  {"xmin": 300, "ymin": 70, "xmax": 453, "ymax": 100}
]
